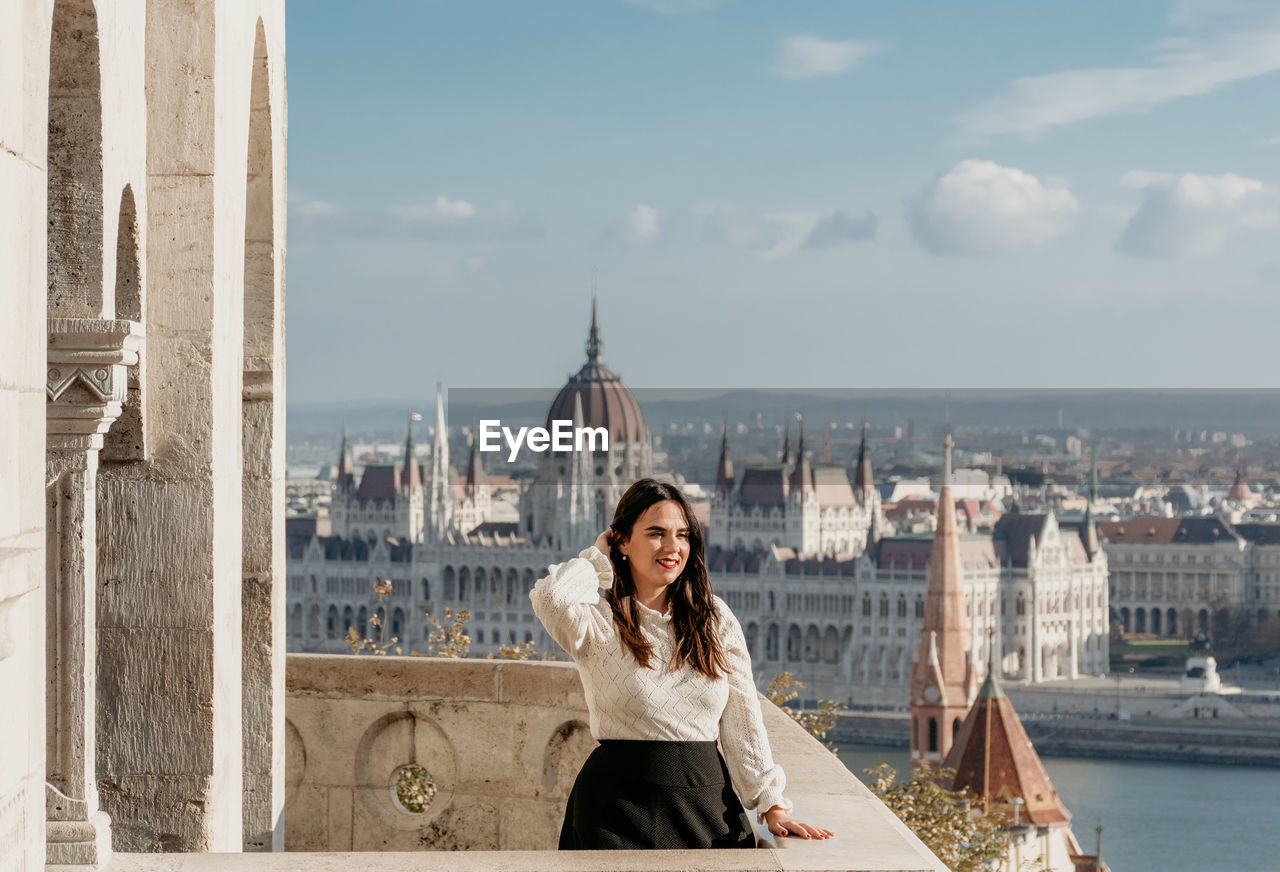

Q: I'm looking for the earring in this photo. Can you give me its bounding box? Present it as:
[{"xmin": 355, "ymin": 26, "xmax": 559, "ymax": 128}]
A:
[{"xmin": 621, "ymin": 555, "xmax": 627, "ymax": 561}]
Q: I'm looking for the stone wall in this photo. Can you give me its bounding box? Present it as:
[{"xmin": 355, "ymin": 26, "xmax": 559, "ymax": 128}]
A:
[
  {"xmin": 0, "ymin": 4, "xmax": 55, "ymax": 869},
  {"xmin": 283, "ymin": 655, "xmax": 949, "ymax": 871}
]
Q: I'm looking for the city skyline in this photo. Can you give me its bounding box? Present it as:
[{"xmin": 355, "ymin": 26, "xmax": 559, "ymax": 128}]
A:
[{"xmin": 288, "ymin": 0, "xmax": 1280, "ymax": 402}]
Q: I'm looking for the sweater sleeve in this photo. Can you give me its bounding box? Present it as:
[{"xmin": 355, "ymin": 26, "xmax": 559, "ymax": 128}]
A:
[
  {"xmin": 529, "ymin": 546, "xmax": 615, "ymax": 658},
  {"xmin": 715, "ymin": 598, "xmax": 792, "ymax": 823}
]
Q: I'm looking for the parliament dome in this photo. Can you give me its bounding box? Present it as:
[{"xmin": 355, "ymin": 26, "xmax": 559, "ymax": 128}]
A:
[{"xmin": 545, "ymin": 299, "xmax": 646, "ymax": 445}]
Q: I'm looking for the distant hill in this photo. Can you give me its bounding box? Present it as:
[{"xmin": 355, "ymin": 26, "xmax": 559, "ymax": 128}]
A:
[{"xmin": 288, "ymin": 389, "xmax": 1280, "ymax": 441}]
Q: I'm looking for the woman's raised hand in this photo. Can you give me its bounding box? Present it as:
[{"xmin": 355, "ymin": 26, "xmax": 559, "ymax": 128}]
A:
[
  {"xmin": 763, "ymin": 807, "xmax": 833, "ymax": 840},
  {"xmin": 593, "ymin": 529, "xmax": 614, "ymax": 556}
]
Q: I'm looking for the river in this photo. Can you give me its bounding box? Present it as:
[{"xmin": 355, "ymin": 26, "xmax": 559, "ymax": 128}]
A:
[{"xmin": 836, "ymin": 744, "xmax": 1280, "ymax": 872}]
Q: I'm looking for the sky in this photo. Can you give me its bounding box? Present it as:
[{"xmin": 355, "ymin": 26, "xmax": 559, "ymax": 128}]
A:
[{"xmin": 285, "ymin": 0, "xmax": 1280, "ymax": 405}]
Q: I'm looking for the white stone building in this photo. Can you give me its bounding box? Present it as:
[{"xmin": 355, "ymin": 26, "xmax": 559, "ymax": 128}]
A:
[
  {"xmin": 712, "ymin": 506, "xmax": 1110, "ymax": 706},
  {"xmin": 1100, "ymin": 516, "xmax": 1280, "ymax": 639},
  {"xmin": 286, "ymin": 306, "xmax": 652, "ymax": 658}
]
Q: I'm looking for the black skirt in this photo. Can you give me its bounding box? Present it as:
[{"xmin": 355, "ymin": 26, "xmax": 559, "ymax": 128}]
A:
[{"xmin": 558, "ymin": 739, "xmax": 756, "ymax": 850}]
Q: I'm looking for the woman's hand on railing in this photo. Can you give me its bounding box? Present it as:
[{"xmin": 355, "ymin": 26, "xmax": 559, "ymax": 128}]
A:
[{"xmin": 764, "ymin": 806, "xmax": 833, "ymax": 840}]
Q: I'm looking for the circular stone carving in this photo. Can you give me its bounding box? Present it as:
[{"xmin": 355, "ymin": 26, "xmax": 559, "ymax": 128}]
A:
[
  {"xmin": 48, "ymin": 368, "xmax": 61, "ymax": 381},
  {"xmin": 390, "ymin": 763, "xmax": 436, "ymax": 814},
  {"xmin": 924, "ymin": 686, "xmax": 940, "ymax": 703},
  {"xmin": 94, "ymin": 368, "xmax": 108, "ymax": 380}
]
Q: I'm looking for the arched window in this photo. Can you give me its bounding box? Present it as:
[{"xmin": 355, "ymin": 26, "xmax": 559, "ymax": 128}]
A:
[
  {"xmin": 1016, "ymin": 594, "xmax": 1026, "ymax": 616},
  {"xmin": 392, "ymin": 607, "xmax": 404, "ymax": 638},
  {"xmin": 928, "ymin": 718, "xmax": 938, "ymax": 752},
  {"xmin": 862, "ymin": 594, "xmax": 872, "ymax": 617},
  {"xmin": 896, "ymin": 595, "xmax": 907, "ymax": 618},
  {"xmin": 357, "ymin": 606, "xmax": 369, "ymax": 638},
  {"xmin": 766, "ymin": 624, "xmax": 780, "ymax": 661},
  {"xmin": 879, "ymin": 594, "xmax": 889, "ymax": 618},
  {"xmin": 421, "ymin": 577, "xmax": 431, "ymax": 602},
  {"xmin": 952, "ymin": 718, "xmax": 960, "ymax": 739},
  {"xmin": 787, "ymin": 625, "xmax": 802, "ymax": 661},
  {"xmin": 327, "ymin": 605, "xmax": 338, "ymax": 635},
  {"xmin": 915, "ymin": 597, "xmax": 925, "ymax": 619},
  {"xmin": 823, "ymin": 626, "xmax": 840, "ymax": 663},
  {"xmin": 443, "ymin": 566, "xmax": 456, "ymax": 600},
  {"xmin": 804, "ymin": 625, "xmax": 820, "ymax": 662},
  {"xmin": 458, "ymin": 567, "xmax": 470, "ymax": 601}
]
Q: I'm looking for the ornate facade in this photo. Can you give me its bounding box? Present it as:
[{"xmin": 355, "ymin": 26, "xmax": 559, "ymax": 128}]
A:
[
  {"xmin": 708, "ymin": 417, "xmax": 880, "ymax": 555},
  {"xmin": 287, "ymin": 304, "xmax": 653, "ymax": 657}
]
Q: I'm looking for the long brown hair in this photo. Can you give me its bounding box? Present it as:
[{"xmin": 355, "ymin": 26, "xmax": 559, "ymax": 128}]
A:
[{"xmin": 604, "ymin": 478, "xmax": 728, "ymax": 679}]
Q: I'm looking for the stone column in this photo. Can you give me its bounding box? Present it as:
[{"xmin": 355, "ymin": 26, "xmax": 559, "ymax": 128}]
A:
[{"xmin": 45, "ymin": 317, "xmax": 142, "ymax": 870}]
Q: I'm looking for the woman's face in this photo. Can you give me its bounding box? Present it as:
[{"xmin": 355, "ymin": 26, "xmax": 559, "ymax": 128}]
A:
[{"xmin": 617, "ymin": 500, "xmax": 691, "ymax": 592}]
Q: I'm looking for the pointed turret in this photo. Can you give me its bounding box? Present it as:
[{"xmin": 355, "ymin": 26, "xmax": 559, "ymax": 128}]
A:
[
  {"xmin": 402, "ymin": 412, "xmax": 422, "ymax": 491},
  {"xmin": 465, "ymin": 424, "xmax": 483, "ymax": 499},
  {"xmin": 336, "ymin": 419, "xmax": 355, "ymax": 491},
  {"xmin": 1228, "ymin": 459, "xmax": 1253, "ymax": 503},
  {"xmin": 910, "ymin": 427, "xmax": 977, "ymax": 767},
  {"xmin": 944, "ymin": 634, "xmax": 1071, "ymax": 825},
  {"xmin": 781, "ymin": 417, "xmax": 792, "ymax": 465},
  {"xmin": 789, "ymin": 415, "xmax": 812, "ymax": 492},
  {"xmin": 853, "ymin": 417, "xmax": 875, "ymax": 504},
  {"xmin": 428, "ymin": 384, "xmax": 453, "ymax": 539},
  {"xmin": 585, "ymin": 291, "xmax": 603, "ymax": 364},
  {"xmin": 716, "ymin": 417, "xmax": 734, "ymax": 495},
  {"xmin": 1081, "ymin": 454, "xmax": 1099, "ymax": 560}
]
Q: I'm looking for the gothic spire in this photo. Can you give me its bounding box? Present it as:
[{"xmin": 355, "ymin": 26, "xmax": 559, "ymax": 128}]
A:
[
  {"xmin": 854, "ymin": 416, "xmax": 875, "ymax": 501},
  {"xmin": 465, "ymin": 423, "xmax": 483, "ymax": 497},
  {"xmin": 781, "ymin": 417, "xmax": 791, "ymax": 465},
  {"xmin": 910, "ymin": 424, "xmax": 977, "ymax": 766},
  {"xmin": 789, "ymin": 414, "xmax": 812, "ymax": 492},
  {"xmin": 336, "ymin": 419, "xmax": 355, "ymax": 490},
  {"xmin": 1081, "ymin": 452, "xmax": 1099, "ymax": 561},
  {"xmin": 585, "ymin": 292, "xmax": 603, "ymax": 364},
  {"xmin": 716, "ymin": 416, "xmax": 735, "ymax": 495},
  {"xmin": 402, "ymin": 411, "xmax": 422, "ymax": 491}
]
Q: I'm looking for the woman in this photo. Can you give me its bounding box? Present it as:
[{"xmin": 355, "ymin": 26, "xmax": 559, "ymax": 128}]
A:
[{"xmin": 531, "ymin": 477, "xmax": 833, "ymax": 849}]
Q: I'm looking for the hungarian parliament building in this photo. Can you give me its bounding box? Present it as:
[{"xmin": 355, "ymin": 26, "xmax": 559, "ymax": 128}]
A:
[{"xmin": 286, "ymin": 306, "xmax": 1110, "ymax": 704}]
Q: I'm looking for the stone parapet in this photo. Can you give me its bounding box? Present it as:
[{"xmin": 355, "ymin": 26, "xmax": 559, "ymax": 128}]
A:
[{"xmin": 273, "ymin": 654, "xmax": 947, "ymax": 871}]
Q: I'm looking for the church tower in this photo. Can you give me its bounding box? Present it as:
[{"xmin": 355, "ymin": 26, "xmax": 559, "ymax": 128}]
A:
[{"xmin": 910, "ymin": 427, "xmax": 978, "ymax": 766}]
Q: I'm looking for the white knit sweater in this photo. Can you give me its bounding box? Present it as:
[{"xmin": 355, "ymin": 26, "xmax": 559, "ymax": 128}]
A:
[{"xmin": 530, "ymin": 546, "xmax": 792, "ymax": 822}]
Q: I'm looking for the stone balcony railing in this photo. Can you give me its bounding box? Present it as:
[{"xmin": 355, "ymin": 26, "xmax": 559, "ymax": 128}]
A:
[{"xmin": 108, "ymin": 655, "xmax": 947, "ymax": 871}]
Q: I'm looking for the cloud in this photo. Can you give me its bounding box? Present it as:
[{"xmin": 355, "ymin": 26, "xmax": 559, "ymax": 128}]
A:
[
  {"xmin": 954, "ymin": 1, "xmax": 1280, "ymax": 138},
  {"xmin": 291, "ymin": 196, "xmax": 543, "ymax": 243},
  {"xmin": 624, "ymin": 0, "xmax": 719, "ymax": 13},
  {"xmin": 1118, "ymin": 171, "xmax": 1280, "ymax": 257},
  {"xmin": 623, "ymin": 204, "xmax": 661, "ymax": 244},
  {"xmin": 392, "ymin": 195, "xmax": 477, "ymax": 220},
  {"xmin": 907, "ymin": 160, "xmax": 1079, "ymax": 256},
  {"xmin": 803, "ymin": 210, "xmax": 878, "ymax": 249},
  {"xmin": 773, "ymin": 35, "xmax": 885, "ymax": 79},
  {"xmin": 292, "ymin": 198, "xmax": 341, "ymax": 218},
  {"xmin": 697, "ymin": 204, "xmax": 876, "ymax": 258},
  {"xmin": 596, "ymin": 204, "xmax": 662, "ymax": 249}
]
